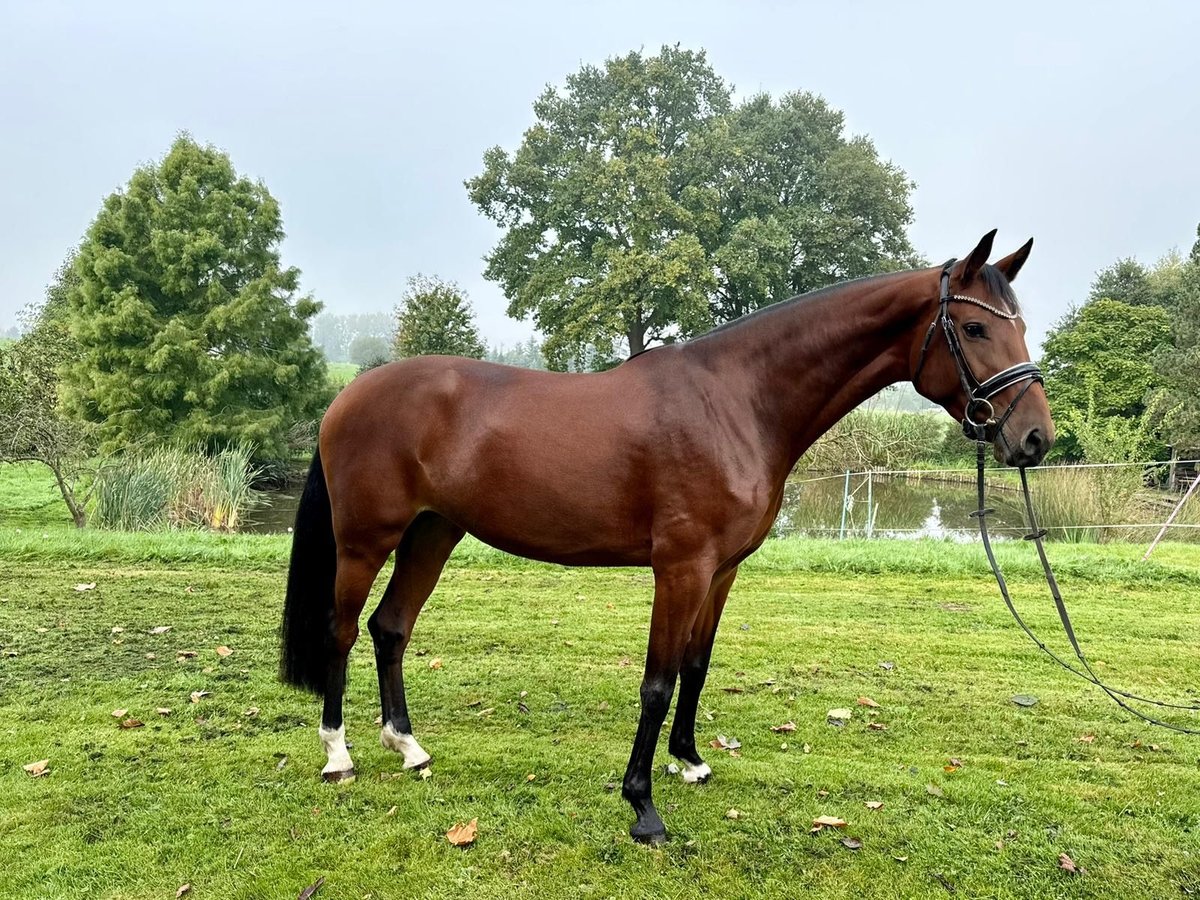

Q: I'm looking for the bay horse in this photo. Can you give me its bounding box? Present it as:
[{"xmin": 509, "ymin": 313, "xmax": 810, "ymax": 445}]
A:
[{"xmin": 281, "ymin": 230, "xmax": 1054, "ymax": 843}]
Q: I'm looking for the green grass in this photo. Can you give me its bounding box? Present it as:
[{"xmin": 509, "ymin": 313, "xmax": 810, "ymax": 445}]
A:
[
  {"xmin": 3, "ymin": 523, "xmax": 1200, "ymax": 899},
  {"xmin": 0, "ymin": 461, "xmax": 70, "ymax": 530}
]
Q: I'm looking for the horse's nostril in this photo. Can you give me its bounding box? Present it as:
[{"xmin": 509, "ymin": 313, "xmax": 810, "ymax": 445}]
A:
[{"xmin": 1024, "ymin": 428, "xmax": 1044, "ymax": 455}]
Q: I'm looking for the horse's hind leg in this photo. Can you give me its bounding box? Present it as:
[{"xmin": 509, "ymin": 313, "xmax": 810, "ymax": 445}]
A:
[
  {"xmin": 319, "ymin": 535, "xmax": 400, "ymax": 783},
  {"xmin": 668, "ymin": 565, "xmax": 738, "ymax": 784},
  {"xmin": 367, "ymin": 512, "xmax": 464, "ymax": 770}
]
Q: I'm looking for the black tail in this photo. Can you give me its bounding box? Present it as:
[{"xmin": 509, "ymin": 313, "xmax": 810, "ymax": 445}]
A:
[{"xmin": 280, "ymin": 448, "xmax": 337, "ymax": 694}]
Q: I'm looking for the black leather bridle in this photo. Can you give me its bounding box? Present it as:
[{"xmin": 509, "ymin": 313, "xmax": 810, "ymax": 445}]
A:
[
  {"xmin": 919, "ymin": 258, "xmax": 1200, "ymax": 732},
  {"xmin": 912, "ymin": 258, "xmax": 1044, "ymax": 447}
]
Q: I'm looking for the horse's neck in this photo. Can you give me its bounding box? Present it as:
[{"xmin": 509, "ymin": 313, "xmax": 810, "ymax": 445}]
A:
[{"xmin": 696, "ymin": 271, "xmax": 933, "ymax": 472}]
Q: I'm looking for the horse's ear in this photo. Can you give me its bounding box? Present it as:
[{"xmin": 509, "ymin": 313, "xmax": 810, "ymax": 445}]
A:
[
  {"xmin": 960, "ymin": 229, "xmax": 997, "ymax": 282},
  {"xmin": 993, "ymin": 238, "xmax": 1034, "ymax": 284}
]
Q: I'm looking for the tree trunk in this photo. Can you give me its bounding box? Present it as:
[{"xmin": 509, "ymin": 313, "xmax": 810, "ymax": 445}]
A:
[
  {"xmin": 628, "ymin": 326, "xmax": 645, "ymax": 357},
  {"xmin": 49, "ymin": 461, "xmax": 87, "ymax": 528}
]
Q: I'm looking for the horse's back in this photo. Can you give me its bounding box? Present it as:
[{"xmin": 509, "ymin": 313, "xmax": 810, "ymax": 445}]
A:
[{"xmin": 319, "ymin": 355, "xmax": 680, "ymax": 564}]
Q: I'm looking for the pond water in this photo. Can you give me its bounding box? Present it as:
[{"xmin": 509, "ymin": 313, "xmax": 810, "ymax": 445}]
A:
[{"xmin": 245, "ymin": 472, "xmax": 1029, "ymax": 541}]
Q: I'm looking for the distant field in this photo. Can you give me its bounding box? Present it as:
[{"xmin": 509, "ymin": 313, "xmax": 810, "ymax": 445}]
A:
[
  {"xmin": 3, "ymin": 505, "xmax": 1200, "ymax": 898},
  {"xmin": 327, "ymin": 361, "xmax": 358, "ymax": 389}
]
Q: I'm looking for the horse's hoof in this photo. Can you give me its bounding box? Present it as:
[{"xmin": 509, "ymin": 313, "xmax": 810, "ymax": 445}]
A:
[
  {"xmin": 403, "ymin": 754, "xmax": 432, "ymax": 771},
  {"xmin": 322, "ymin": 768, "xmax": 356, "ymax": 784},
  {"xmin": 680, "ymin": 761, "xmax": 712, "ymax": 784},
  {"xmin": 630, "ymin": 823, "xmax": 668, "ymax": 845}
]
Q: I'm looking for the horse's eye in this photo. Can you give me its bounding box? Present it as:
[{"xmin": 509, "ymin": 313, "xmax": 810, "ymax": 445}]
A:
[{"xmin": 963, "ymin": 322, "xmax": 987, "ymax": 339}]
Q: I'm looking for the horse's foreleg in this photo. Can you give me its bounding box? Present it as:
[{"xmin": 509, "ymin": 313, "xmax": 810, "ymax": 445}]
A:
[
  {"xmin": 668, "ymin": 565, "xmax": 738, "ymax": 784},
  {"xmin": 319, "ymin": 543, "xmax": 394, "ymax": 783},
  {"xmin": 367, "ymin": 513, "xmax": 464, "ymax": 770},
  {"xmin": 623, "ymin": 559, "xmax": 714, "ymax": 844}
]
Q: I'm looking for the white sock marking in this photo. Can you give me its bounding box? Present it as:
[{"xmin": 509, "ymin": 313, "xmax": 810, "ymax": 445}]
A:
[
  {"xmin": 380, "ymin": 723, "xmax": 432, "ymax": 769},
  {"xmin": 681, "ymin": 761, "xmax": 712, "ymax": 784},
  {"xmin": 319, "ymin": 724, "xmax": 354, "ymax": 779}
]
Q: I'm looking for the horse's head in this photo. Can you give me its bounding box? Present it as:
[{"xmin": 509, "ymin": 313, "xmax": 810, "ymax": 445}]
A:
[{"xmin": 912, "ymin": 230, "xmax": 1055, "ymax": 468}]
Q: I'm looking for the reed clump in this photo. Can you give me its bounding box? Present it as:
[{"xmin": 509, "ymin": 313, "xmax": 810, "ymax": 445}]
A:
[{"xmin": 93, "ymin": 444, "xmax": 260, "ymax": 532}]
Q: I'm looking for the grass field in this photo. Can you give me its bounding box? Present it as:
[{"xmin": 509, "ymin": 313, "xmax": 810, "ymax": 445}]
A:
[{"xmin": 4, "ymin": 466, "xmax": 1200, "ymax": 898}]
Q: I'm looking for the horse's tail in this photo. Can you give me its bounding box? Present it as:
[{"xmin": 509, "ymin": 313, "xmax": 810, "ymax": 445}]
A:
[{"xmin": 280, "ymin": 447, "xmax": 337, "ymax": 694}]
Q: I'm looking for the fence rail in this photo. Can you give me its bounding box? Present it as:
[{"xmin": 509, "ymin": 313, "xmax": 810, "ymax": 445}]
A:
[{"xmin": 784, "ymin": 460, "xmax": 1200, "ymax": 554}]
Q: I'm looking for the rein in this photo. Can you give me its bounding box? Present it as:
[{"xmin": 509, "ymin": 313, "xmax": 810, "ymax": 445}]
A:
[
  {"xmin": 918, "ymin": 258, "xmax": 1200, "ymax": 732},
  {"xmin": 972, "ymin": 442, "xmax": 1200, "ymax": 733}
]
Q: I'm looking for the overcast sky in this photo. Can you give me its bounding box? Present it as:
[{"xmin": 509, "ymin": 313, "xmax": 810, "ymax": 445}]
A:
[{"xmin": 3, "ymin": 1, "xmax": 1198, "ymax": 354}]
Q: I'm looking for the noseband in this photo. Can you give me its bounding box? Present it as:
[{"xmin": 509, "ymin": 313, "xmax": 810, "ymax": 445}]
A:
[{"xmin": 912, "ymin": 259, "xmax": 1044, "ymax": 446}]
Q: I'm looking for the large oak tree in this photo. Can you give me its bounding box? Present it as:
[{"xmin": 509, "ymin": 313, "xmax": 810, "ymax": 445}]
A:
[{"xmin": 467, "ymin": 45, "xmax": 918, "ymax": 369}]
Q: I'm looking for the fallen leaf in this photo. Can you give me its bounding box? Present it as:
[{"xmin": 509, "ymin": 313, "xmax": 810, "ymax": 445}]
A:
[
  {"xmin": 386, "ymin": 806, "xmax": 397, "ymax": 816},
  {"xmin": 120, "ymin": 718, "xmax": 145, "ymax": 729},
  {"xmin": 215, "ymin": 646, "xmax": 233, "ymax": 657},
  {"xmin": 826, "ymin": 708, "xmax": 852, "ymax": 726},
  {"xmin": 709, "ymin": 734, "xmax": 741, "ymax": 750},
  {"xmin": 721, "ymin": 686, "xmax": 744, "ymax": 694},
  {"xmin": 111, "ymin": 626, "xmax": 124, "ymax": 634},
  {"xmin": 75, "ymin": 583, "xmax": 96, "ymax": 592},
  {"xmin": 190, "ymin": 690, "xmax": 210, "ymax": 703},
  {"xmin": 23, "ymin": 759, "xmax": 50, "ymax": 777},
  {"xmin": 867, "ymin": 722, "xmax": 888, "ymax": 731},
  {"xmin": 1076, "ymin": 734, "xmax": 1096, "ymax": 744},
  {"xmin": 157, "ymin": 708, "xmax": 172, "ymax": 716},
  {"xmin": 618, "ymin": 656, "xmax": 631, "ymax": 667},
  {"xmin": 811, "ymin": 815, "xmax": 848, "ymax": 831},
  {"xmin": 476, "ymin": 708, "xmax": 495, "ymax": 718},
  {"xmin": 865, "ymin": 801, "xmax": 884, "ymax": 811},
  {"xmin": 944, "ymin": 765, "xmax": 959, "ymax": 774},
  {"xmin": 948, "ymin": 757, "xmax": 963, "ymax": 767},
  {"xmin": 297, "ymin": 876, "xmax": 325, "ymax": 899},
  {"xmin": 926, "ymin": 784, "xmax": 944, "ymax": 797},
  {"xmin": 841, "ymin": 836, "xmax": 863, "ymax": 850},
  {"xmin": 428, "ymin": 658, "xmax": 443, "ymax": 670},
  {"xmin": 244, "ymin": 706, "xmax": 259, "ymax": 717},
  {"xmin": 446, "ymin": 818, "xmax": 478, "ymax": 847},
  {"xmin": 420, "ymin": 767, "xmax": 432, "ymax": 781},
  {"xmin": 894, "ymin": 855, "xmax": 908, "ymax": 863},
  {"xmin": 374, "ymin": 715, "xmax": 383, "ymax": 725},
  {"xmin": 149, "ymin": 626, "xmax": 172, "ymax": 635},
  {"xmin": 176, "ymin": 885, "xmax": 191, "ymax": 898},
  {"xmin": 856, "ymin": 696, "xmax": 880, "ymax": 708},
  {"xmin": 525, "ymin": 773, "xmax": 536, "ymax": 782},
  {"xmin": 803, "ymin": 743, "xmax": 812, "ymax": 754},
  {"xmin": 276, "ymin": 755, "xmax": 288, "ymax": 771},
  {"xmin": 878, "ymin": 661, "xmax": 895, "ymax": 670},
  {"xmin": 1059, "ymin": 853, "xmax": 1086, "ymax": 876},
  {"xmin": 1011, "ymin": 694, "xmax": 1039, "ymax": 707},
  {"xmin": 145, "ymin": 653, "xmax": 157, "ymax": 660},
  {"xmin": 725, "ymin": 808, "xmax": 740, "ymax": 820},
  {"xmin": 177, "ymin": 650, "xmax": 198, "ymax": 659},
  {"xmin": 111, "ymin": 708, "xmax": 128, "ymax": 718},
  {"xmin": 817, "ymin": 789, "xmax": 829, "ymax": 798},
  {"xmin": 770, "ymin": 721, "xmax": 797, "ymax": 733}
]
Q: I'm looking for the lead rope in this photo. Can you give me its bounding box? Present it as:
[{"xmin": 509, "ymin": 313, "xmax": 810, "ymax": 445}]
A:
[{"xmin": 972, "ymin": 440, "xmax": 1200, "ymax": 733}]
